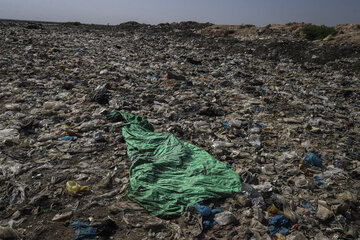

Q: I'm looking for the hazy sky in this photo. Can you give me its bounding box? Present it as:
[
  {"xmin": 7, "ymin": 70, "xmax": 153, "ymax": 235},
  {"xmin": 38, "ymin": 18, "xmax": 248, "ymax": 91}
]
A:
[{"xmin": 0, "ymin": 0, "xmax": 359, "ymax": 26}]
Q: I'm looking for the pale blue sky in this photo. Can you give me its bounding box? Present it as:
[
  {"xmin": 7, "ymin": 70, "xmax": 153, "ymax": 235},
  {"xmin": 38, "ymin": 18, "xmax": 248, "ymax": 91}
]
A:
[{"xmin": 0, "ymin": 0, "xmax": 359, "ymax": 26}]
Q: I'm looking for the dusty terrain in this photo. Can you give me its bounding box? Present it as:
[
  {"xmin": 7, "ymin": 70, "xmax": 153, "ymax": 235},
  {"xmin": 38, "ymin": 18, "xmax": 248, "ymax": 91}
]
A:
[{"xmin": 0, "ymin": 20, "xmax": 359, "ymax": 239}]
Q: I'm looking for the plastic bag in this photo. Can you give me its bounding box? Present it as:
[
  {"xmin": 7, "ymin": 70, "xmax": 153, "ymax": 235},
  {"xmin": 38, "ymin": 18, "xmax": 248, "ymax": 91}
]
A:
[{"xmin": 66, "ymin": 181, "xmax": 90, "ymax": 196}]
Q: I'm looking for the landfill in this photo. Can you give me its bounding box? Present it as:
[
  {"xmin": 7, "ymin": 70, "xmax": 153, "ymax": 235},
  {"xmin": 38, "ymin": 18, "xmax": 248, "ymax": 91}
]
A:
[{"xmin": 0, "ymin": 20, "xmax": 359, "ymax": 239}]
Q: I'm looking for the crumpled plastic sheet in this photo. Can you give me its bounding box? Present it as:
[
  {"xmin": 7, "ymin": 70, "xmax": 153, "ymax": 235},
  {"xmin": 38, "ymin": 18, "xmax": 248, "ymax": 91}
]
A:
[
  {"xmin": 301, "ymin": 201, "xmax": 315, "ymax": 214},
  {"xmin": 0, "ymin": 161, "xmax": 22, "ymax": 178},
  {"xmin": 268, "ymin": 215, "xmax": 290, "ymax": 236},
  {"xmin": 194, "ymin": 202, "xmax": 222, "ymax": 229},
  {"xmin": 109, "ymin": 111, "xmax": 241, "ymax": 217},
  {"xmin": 70, "ymin": 221, "xmax": 97, "ymax": 240},
  {"xmin": 9, "ymin": 181, "xmax": 27, "ymax": 205},
  {"xmin": 304, "ymin": 153, "xmax": 322, "ymax": 167}
]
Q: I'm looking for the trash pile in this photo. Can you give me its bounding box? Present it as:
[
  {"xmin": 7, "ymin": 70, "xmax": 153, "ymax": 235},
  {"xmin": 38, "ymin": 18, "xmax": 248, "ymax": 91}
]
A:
[
  {"xmin": 0, "ymin": 20, "xmax": 359, "ymax": 239},
  {"xmin": 199, "ymin": 23, "xmax": 360, "ymax": 44}
]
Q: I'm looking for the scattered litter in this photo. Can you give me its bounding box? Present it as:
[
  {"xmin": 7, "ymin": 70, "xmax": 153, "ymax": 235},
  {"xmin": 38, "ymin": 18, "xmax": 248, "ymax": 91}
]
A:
[{"xmin": 0, "ymin": 20, "xmax": 359, "ymax": 239}]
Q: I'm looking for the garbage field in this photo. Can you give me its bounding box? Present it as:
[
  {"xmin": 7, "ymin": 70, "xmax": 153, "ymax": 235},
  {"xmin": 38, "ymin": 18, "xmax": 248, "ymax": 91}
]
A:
[{"xmin": 0, "ymin": 20, "xmax": 360, "ymax": 239}]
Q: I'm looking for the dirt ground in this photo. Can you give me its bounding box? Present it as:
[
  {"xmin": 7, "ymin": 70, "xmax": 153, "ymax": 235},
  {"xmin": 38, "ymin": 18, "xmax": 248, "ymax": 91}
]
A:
[{"xmin": 0, "ymin": 20, "xmax": 359, "ymax": 240}]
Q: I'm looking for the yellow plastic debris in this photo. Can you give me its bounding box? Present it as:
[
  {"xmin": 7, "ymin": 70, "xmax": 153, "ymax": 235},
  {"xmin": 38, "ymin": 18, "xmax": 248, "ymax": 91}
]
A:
[
  {"xmin": 267, "ymin": 204, "xmax": 283, "ymax": 215},
  {"xmin": 66, "ymin": 181, "xmax": 90, "ymax": 196},
  {"xmin": 263, "ymin": 128, "xmax": 272, "ymax": 133},
  {"xmin": 323, "ymin": 34, "xmax": 333, "ymax": 41}
]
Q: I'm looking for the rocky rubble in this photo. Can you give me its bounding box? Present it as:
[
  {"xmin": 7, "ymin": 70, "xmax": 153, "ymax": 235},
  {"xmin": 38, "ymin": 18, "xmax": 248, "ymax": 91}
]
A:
[{"xmin": 0, "ymin": 20, "xmax": 359, "ymax": 239}]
